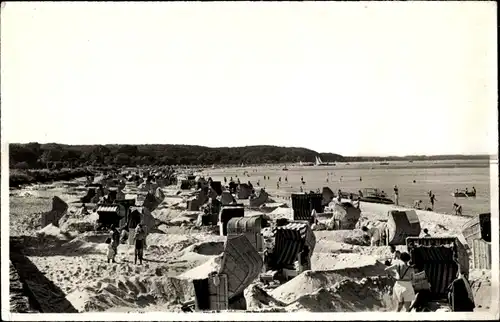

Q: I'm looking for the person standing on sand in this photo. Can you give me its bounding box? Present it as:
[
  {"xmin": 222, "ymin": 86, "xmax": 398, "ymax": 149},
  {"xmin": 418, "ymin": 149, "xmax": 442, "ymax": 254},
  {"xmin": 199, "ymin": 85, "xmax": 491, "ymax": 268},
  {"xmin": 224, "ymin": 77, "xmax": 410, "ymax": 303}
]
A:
[
  {"xmin": 453, "ymin": 203, "xmax": 463, "ymax": 216},
  {"xmin": 430, "ymin": 194, "xmax": 436, "ymax": 210},
  {"xmin": 422, "ymin": 228, "xmax": 431, "ymax": 237},
  {"xmin": 394, "ymin": 185, "xmax": 399, "ymax": 206},
  {"xmin": 134, "ymin": 223, "xmax": 146, "ymax": 265},
  {"xmin": 337, "ymin": 189, "xmax": 342, "ymax": 203},
  {"xmin": 109, "ymin": 225, "xmax": 120, "ymax": 263},
  {"xmin": 105, "ymin": 237, "xmax": 115, "ymax": 264},
  {"xmin": 385, "ymin": 252, "xmax": 415, "ymax": 312},
  {"xmin": 285, "ymin": 176, "xmax": 288, "ymax": 182}
]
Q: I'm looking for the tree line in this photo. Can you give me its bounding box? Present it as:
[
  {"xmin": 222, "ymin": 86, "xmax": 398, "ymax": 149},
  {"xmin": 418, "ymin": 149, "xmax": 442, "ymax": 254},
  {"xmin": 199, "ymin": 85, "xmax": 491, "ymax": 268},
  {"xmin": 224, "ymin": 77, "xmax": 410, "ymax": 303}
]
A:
[
  {"xmin": 9, "ymin": 143, "xmax": 488, "ymax": 169},
  {"xmin": 9, "ymin": 143, "xmax": 344, "ymax": 169}
]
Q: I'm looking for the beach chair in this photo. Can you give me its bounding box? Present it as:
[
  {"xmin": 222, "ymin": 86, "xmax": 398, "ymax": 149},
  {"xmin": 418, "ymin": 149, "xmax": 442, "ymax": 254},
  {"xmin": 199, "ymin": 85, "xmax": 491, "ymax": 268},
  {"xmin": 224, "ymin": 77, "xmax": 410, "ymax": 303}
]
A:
[
  {"xmin": 260, "ymin": 221, "xmax": 316, "ymax": 284},
  {"xmin": 406, "ymin": 237, "xmax": 471, "ymax": 310}
]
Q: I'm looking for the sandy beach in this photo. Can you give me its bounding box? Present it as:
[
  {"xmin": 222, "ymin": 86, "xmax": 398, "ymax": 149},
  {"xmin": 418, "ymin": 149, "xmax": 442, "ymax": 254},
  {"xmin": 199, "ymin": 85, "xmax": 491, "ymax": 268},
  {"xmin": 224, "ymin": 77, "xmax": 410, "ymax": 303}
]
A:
[{"xmin": 8, "ymin": 165, "xmax": 494, "ymax": 314}]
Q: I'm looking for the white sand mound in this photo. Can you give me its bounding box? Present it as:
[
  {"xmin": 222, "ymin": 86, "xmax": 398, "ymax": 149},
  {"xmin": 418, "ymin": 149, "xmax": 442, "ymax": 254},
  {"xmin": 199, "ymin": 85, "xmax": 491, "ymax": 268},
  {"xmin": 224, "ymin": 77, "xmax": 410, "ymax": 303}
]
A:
[
  {"xmin": 169, "ymin": 211, "xmax": 202, "ymax": 225},
  {"xmin": 271, "ymin": 271, "xmax": 330, "ymax": 303},
  {"xmin": 66, "ymin": 275, "xmax": 195, "ymax": 312},
  {"xmin": 152, "ymin": 208, "xmax": 184, "ymax": 223},
  {"xmin": 315, "ymin": 229, "xmax": 370, "ymax": 246},
  {"xmin": 182, "ymin": 241, "xmax": 225, "ymax": 256},
  {"xmin": 178, "ymin": 255, "xmax": 222, "ymax": 280},
  {"xmin": 244, "ymin": 284, "xmax": 286, "ymax": 310},
  {"xmin": 59, "ymin": 211, "xmax": 97, "ymax": 233},
  {"xmin": 284, "ymin": 277, "xmax": 393, "ymax": 312},
  {"xmin": 63, "ymin": 238, "xmax": 109, "ymax": 255},
  {"xmin": 146, "ymin": 233, "xmax": 197, "ymax": 254},
  {"xmin": 272, "ymin": 263, "xmax": 389, "ymax": 304},
  {"xmin": 311, "ymin": 253, "xmax": 382, "ymax": 271},
  {"xmin": 260, "ymin": 203, "xmax": 287, "ymax": 213},
  {"xmin": 268, "ymin": 207, "xmax": 293, "ymax": 219},
  {"xmin": 19, "ymin": 191, "xmax": 34, "ymax": 198},
  {"xmin": 37, "ymin": 224, "xmax": 68, "ymax": 240}
]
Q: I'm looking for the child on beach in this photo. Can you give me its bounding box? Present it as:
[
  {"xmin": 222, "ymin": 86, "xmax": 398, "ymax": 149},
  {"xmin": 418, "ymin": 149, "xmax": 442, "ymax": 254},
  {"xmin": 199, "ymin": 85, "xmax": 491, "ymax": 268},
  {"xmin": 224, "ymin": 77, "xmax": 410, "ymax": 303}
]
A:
[{"xmin": 105, "ymin": 237, "xmax": 115, "ymax": 263}]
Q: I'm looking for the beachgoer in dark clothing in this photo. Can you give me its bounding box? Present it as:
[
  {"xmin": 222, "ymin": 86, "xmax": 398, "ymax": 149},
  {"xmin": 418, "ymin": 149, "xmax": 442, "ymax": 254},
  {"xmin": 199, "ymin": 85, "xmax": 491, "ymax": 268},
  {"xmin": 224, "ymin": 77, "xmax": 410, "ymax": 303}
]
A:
[
  {"xmin": 394, "ymin": 185, "xmax": 399, "ymax": 206},
  {"xmin": 430, "ymin": 194, "xmax": 436, "ymax": 210},
  {"xmin": 337, "ymin": 189, "xmax": 342, "ymax": 202},
  {"xmin": 134, "ymin": 223, "xmax": 146, "ymax": 265},
  {"xmin": 285, "ymin": 176, "xmax": 288, "ymax": 182},
  {"xmin": 447, "ymin": 271, "xmax": 475, "ymax": 312},
  {"xmin": 453, "ymin": 203, "xmax": 463, "ymax": 216},
  {"xmin": 109, "ymin": 225, "xmax": 120, "ymax": 263},
  {"xmin": 224, "ymin": 177, "xmax": 227, "ymax": 183}
]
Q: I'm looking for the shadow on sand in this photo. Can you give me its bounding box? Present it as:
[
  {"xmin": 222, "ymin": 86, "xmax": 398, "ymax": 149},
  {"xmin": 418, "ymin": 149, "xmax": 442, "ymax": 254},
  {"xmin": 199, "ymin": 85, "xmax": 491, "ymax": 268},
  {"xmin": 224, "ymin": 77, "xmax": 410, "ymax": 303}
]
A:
[{"xmin": 10, "ymin": 242, "xmax": 78, "ymax": 313}]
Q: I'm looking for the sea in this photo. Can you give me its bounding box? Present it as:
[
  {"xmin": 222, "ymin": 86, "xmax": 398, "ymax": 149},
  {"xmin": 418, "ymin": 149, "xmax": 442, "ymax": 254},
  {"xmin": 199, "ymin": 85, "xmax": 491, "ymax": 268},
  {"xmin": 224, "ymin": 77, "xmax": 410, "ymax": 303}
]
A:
[{"xmin": 207, "ymin": 159, "xmax": 492, "ymax": 217}]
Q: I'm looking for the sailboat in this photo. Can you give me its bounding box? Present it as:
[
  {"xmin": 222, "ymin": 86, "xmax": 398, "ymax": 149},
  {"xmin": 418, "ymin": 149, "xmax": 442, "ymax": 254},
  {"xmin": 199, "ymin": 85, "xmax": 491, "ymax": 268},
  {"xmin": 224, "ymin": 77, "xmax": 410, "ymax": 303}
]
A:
[{"xmin": 315, "ymin": 156, "xmax": 334, "ymax": 166}]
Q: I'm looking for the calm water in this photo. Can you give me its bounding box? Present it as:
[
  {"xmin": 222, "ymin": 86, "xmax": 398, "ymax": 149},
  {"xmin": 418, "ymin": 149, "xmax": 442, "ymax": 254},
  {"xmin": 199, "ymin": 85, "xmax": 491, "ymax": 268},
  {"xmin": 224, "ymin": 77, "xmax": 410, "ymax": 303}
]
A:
[{"xmin": 207, "ymin": 160, "xmax": 491, "ymax": 216}]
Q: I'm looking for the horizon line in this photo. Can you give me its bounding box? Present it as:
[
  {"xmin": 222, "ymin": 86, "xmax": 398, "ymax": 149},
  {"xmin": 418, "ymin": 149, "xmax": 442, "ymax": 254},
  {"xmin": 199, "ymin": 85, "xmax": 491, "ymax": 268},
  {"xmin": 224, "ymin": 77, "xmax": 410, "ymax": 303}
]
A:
[{"xmin": 8, "ymin": 141, "xmax": 493, "ymax": 158}]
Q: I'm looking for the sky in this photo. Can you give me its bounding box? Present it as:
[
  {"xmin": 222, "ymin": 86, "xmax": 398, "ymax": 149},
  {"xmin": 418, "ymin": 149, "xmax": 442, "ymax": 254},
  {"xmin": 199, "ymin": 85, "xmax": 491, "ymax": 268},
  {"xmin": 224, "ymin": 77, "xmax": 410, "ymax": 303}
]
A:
[{"xmin": 1, "ymin": 2, "xmax": 497, "ymax": 157}]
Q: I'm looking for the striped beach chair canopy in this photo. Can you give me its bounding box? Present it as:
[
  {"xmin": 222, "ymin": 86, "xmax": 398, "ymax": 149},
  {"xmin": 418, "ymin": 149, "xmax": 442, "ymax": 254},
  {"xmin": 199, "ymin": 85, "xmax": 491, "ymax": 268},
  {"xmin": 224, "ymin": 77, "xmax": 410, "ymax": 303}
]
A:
[
  {"xmin": 273, "ymin": 222, "xmax": 316, "ymax": 268},
  {"xmin": 219, "ymin": 235, "xmax": 263, "ymax": 298},
  {"xmin": 407, "ymin": 237, "xmax": 469, "ymax": 299}
]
